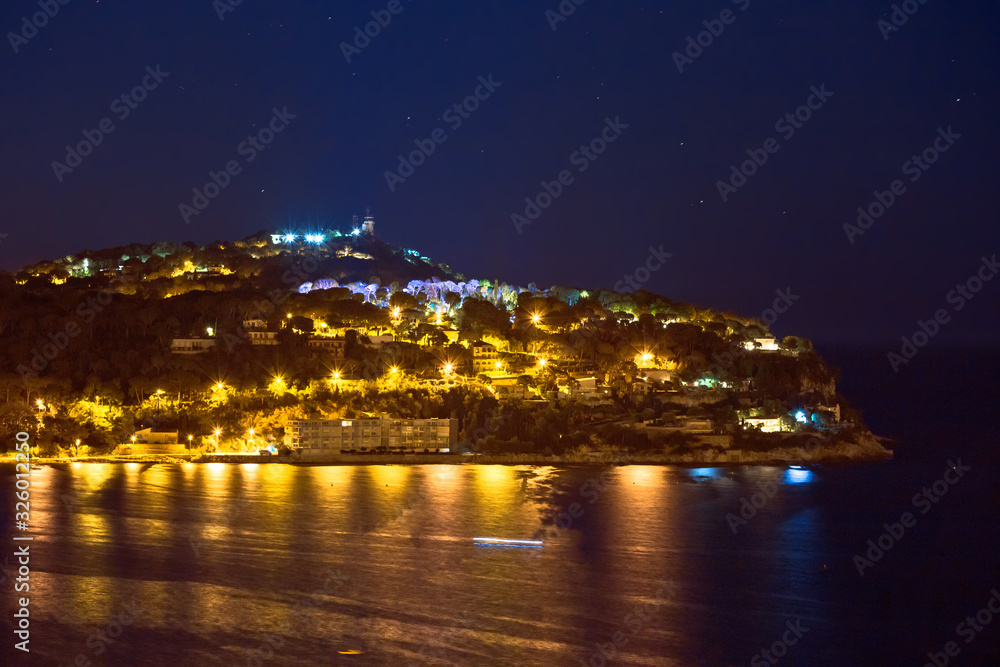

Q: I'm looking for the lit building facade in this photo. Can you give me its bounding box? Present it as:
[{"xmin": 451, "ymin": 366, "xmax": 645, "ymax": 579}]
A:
[
  {"xmin": 741, "ymin": 417, "xmax": 782, "ymax": 433},
  {"xmin": 243, "ymin": 319, "xmax": 279, "ymax": 345},
  {"xmin": 744, "ymin": 336, "xmax": 780, "ymax": 351},
  {"xmin": 284, "ymin": 418, "xmax": 458, "ymax": 454},
  {"xmin": 471, "ymin": 341, "xmax": 499, "ymax": 373}
]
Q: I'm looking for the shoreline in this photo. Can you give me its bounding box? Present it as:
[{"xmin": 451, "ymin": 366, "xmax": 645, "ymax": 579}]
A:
[
  {"xmin": 4, "ymin": 448, "xmax": 893, "ymax": 468},
  {"xmin": 3, "ymin": 430, "xmax": 893, "ymax": 468}
]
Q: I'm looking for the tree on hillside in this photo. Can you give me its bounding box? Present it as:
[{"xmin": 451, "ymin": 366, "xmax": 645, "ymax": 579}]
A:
[
  {"xmin": 389, "ymin": 291, "xmax": 419, "ymax": 311},
  {"xmin": 457, "ymin": 298, "xmax": 510, "ymax": 338},
  {"xmin": 443, "ymin": 291, "xmax": 461, "ymax": 313}
]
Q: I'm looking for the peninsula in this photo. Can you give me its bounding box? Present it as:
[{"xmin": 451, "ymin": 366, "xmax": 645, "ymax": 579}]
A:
[{"xmin": 0, "ymin": 215, "xmax": 891, "ymax": 465}]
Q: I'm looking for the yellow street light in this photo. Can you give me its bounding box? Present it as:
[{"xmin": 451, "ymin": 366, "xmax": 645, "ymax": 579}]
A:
[
  {"xmin": 443, "ymin": 363, "xmax": 453, "ymax": 374},
  {"xmin": 531, "ymin": 313, "xmax": 541, "ymax": 325},
  {"xmin": 214, "ymin": 428, "xmax": 221, "ymax": 438},
  {"xmin": 215, "ymin": 383, "xmax": 225, "ymax": 391},
  {"xmin": 538, "ymin": 358, "xmax": 547, "ymax": 367},
  {"xmin": 332, "ymin": 371, "xmax": 341, "ymax": 381},
  {"xmin": 390, "ymin": 366, "xmax": 398, "ymax": 374}
]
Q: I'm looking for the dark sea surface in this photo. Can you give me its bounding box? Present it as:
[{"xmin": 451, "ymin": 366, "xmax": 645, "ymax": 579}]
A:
[
  {"xmin": 2, "ymin": 346, "xmax": 999, "ymax": 667},
  {"xmin": 817, "ymin": 345, "xmax": 1000, "ymax": 460}
]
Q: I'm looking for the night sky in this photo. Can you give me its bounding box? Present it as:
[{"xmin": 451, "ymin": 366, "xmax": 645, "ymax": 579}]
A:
[{"xmin": 2, "ymin": 0, "xmax": 998, "ymax": 345}]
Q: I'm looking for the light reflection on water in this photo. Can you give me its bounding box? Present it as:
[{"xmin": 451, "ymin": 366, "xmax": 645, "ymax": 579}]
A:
[
  {"xmin": 5, "ymin": 461, "xmax": 998, "ymax": 665},
  {"xmin": 785, "ymin": 468, "xmax": 814, "ymax": 484}
]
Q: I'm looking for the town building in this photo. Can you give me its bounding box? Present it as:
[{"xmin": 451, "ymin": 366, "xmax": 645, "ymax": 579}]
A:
[
  {"xmin": 170, "ymin": 337, "xmax": 216, "ymax": 354},
  {"xmin": 133, "ymin": 428, "xmax": 179, "ymax": 444},
  {"xmin": 364, "ymin": 334, "xmax": 395, "ymax": 347},
  {"xmin": 491, "ymin": 376, "xmax": 529, "ymax": 399},
  {"xmin": 470, "ymin": 341, "xmax": 499, "ymax": 373},
  {"xmin": 243, "ymin": 319, "xmax": 279, "ymax": 345},
  {"xmin": 640, "ymin": 368, "xmax": 673, "ymax": 383},
  {"xmin": 810, "ymin": 403, "xmax": 842, "ymax": 423},
  {"xmin": 416, "ymin": 328, "xmax": 460, "ymax": 347},
  {"xmin": 744, "ymin": 336, "xmax": 780, "ymax": 352},
  {"xmin": 559, "ymin": 375, "xmax": 609, "ymax": 400},
  {"xmin": 247, "ymin": 330, "xmax": 278, "ymax": 345},
  {"xmin": 741, "ymin": 417, "xmax": 782, "ymax": 433},
  {"xmin": 284, "ymin": 418, "xmax": 458, "ymax": 454},
  {"xmin": 308, "ymin": 336, "xmax": 346, "ymax": 357},
  {"xmin": 678, "ymin": 417, "xmax": 714, "ymax": 434}
]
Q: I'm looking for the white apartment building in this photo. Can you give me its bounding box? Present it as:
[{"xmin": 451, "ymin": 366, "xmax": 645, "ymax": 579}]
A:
[{"xmin": 284, "ymin": 418, "xmax": 458, "ymax": 454}]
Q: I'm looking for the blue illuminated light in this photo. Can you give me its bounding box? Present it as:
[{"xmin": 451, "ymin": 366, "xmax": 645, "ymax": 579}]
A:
[
  {"xmin": 283, "ymin": 233, "xmax": 297, "ymax": 243},
  {"xmin": 795, "ymin": 411, "xmax": 807, "ymax": 423},
  {"xmin": 785, "ymin": 468, "xmax": 813, "ymax": 484},
  {"xmin": 305, "ymin": 234, "xmax": 324, "ymax": 244},
  {"xmin": 351, "ymin": 228, "xmax": 360, "ymax": 236}
]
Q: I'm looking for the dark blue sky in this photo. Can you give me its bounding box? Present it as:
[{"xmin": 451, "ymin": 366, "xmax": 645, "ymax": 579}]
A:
[{"xmin": 2, "ymin": 0, "xmax": 998, "ymax": 345}]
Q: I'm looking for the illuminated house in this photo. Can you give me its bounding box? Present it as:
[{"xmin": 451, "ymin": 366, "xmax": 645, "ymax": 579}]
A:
[
  {"xmin": 470, "ymin": 341, "xmax": 499, "ymax": 373},
  {"xmin": 741, "ymin": 417, "xmax": 782, "ymax": 433},
  {"xmin": 744, "ymin": 336, "xmax": 780, "ymax": 352},
  {"xmin": 197, "ymin": 265, "xmax": 230, "ymax": 276},
  {"xmin": 243, "ymin": 319, "xmax": 278, "ymax": 345},
  {"xmin": 559, "ymin": 375, "xmax": 604, "ymax": 399},
  {"xmin": 284, "ymin": 418, "xmax": 457, "ymax": 454},
  {"xmin": 491, "ymin": 376, "xmax": 529, "ymax": 399}
]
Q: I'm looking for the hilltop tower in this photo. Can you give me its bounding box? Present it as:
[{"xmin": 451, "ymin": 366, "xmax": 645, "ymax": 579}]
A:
[{"xmin": 362, "ymin": 208, "xmax": 375, "ymax": 236}]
